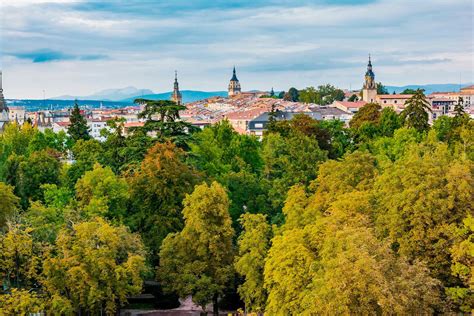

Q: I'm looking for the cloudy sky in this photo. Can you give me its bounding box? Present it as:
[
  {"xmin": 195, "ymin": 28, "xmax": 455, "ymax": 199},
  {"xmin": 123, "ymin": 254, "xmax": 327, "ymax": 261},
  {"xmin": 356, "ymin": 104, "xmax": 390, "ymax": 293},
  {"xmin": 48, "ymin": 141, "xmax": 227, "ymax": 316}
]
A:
[{"xmin": 1, "ymin": 0, "xmax": 473, "ymax": 99}]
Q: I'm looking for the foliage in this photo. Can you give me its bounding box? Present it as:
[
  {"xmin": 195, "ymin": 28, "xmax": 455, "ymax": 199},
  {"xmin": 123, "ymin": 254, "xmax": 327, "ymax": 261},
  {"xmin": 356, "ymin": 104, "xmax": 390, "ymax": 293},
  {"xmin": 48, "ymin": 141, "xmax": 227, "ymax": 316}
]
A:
[
  {"xmin": 349, "ymin": 102, "xmax": 381, "ymax": 129},
  {"xmin": 376, "ymin": 82, "xmax": 389, "ymax": 94},
  {"xmin": 0, "ymin": 182, "xmax": 19, "ymax": 230},
  {"xmin": 135, "ymin": 99, "xmax": 194, "ymax": 146},
  {"xmin": 158, "ymin": 182, "xmax": 235, "ymax": 313},
  {"xmin": 0, "ymin": 224, "xmax": 42, "ymax": 289},
  {"xmin": 235, "ymin": 214, "xmax": 272, "ymax": 313},
  {"xmin": 262, "ymin": 132, "xmax": 327, "ymax": 215},
  {"xmin": 75, "ymin": 163, "xmax": 129, "ymax": 220},
  {"xmin": 67, "ymin": 101, "xmax": 91, "ymax": 142},
  {"xmin": 283, "ymin": 87, "xmax": 299, "ymax": 102},
  {"xmin": 0, "ymin": 289, "xmax": 45, "ymax": 315},
  {"xmin": 42, "ymin": 217, "xmax": 147, "ymax": 316},
  {"xmin": 447, "ymin": 215, "xmax": 474, "ymax": 312},
  {"xmin": 127, "ymin": 142, "xmax": 201, "ymax": 262},
  {"xmin": 17, "ymin": 149, "xmax": 61, "ymax": 206},
  {"xmin": 400, "ymin": 89, "xmax": 431, "ymax": 132}
]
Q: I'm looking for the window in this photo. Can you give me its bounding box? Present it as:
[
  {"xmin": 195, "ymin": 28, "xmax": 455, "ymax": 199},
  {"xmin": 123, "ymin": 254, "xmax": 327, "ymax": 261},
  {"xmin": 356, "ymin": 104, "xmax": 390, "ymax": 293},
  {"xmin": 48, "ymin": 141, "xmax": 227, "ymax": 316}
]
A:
[
  {"xmin": 394, "ymin": 100, "xmax": 397, "ymax": 104},
  {"xmin": 255, "ymin": 123, "xmax": 263, "ymax": 128}
]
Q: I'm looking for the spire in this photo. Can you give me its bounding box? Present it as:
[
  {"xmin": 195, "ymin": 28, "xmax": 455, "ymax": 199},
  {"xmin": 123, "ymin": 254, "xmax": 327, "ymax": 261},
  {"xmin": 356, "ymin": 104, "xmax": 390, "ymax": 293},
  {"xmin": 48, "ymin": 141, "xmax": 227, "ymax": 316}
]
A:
[
  {"xmin": 171, "ymin": 70, "xmax": 182, "ymax": 105},
  {"xmin": 0, "ymin": 71, "xmax": 7, "ymax": 113},
  {"xmin": 230, "ymin": 66, "xmax": 239, "ymax": 82},
  {"xmin": 365, "ymin": 54, "xmax": 374, "ymax": 79}
]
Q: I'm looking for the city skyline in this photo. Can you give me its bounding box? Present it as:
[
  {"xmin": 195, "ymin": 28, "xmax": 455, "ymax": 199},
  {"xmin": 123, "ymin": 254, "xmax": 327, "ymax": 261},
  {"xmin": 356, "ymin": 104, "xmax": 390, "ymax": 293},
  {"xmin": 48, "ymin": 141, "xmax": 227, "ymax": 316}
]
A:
[{"xmin": 2, "ymin": 0, "xmax": 473, "ymax": 99}]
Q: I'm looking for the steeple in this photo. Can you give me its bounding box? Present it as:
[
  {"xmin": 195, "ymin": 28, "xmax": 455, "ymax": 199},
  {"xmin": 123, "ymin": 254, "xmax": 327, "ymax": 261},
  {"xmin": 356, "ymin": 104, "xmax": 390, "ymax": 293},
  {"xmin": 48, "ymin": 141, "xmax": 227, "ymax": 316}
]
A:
[
  {"xmin": 171, "ymin": 70, "xmax": 182, "ymax": 105},
  {"xmin": 0, "ymin": 71, "xmax": 7, "ymax": 112},
  {"xmin": 0, "ymin": 71, "xmax": 9, "ymax": 131},
  {"xmin": 228, "ymin": 66, "xmax": 241, "ymax": 97},
  {"xmin": 362, "ymin": 55, "xmax": 377, "ymax": 102}
]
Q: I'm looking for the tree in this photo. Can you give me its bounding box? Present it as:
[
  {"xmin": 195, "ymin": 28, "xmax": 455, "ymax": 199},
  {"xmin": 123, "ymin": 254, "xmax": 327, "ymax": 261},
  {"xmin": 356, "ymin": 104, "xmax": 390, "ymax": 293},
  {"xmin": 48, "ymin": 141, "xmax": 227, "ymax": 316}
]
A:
[
  {"xmin": 378, "ymin": 107, "xmax": 402, "ymax": 137},
  {"xmin": 135, "ymin": 99, "xmax": 194, "ymax": 146},
  {"xmin": 67, "ymin": 101, "xmax": 90, "ymax": 142},
  {"xmin": 42, "ymin": 217, "xmax": 147, "ymax": 315},
  {"xmin": 0, "ymin": 224, "xmax": 42, "ymax": 289},
  {"xmin": 75, "ymin": 163, "xmax": 129, "ymax": 220},
  {"xmin": 348, "ymin": 94, "xmax": 359, "ymax": 102},
  {"xmin": 374, "ymin": 142, "xmax": 472, "ymax": 285},
  {"xmin": 28, "ymin": 128, "xmax": 68, "ymax": 155},
  {"xmin": 401, "ymin": 88, "xmax": 418, "ymax": 94},
  {"xmin": 0, "ymin": 182, "xmax": 20, "ymax": 230},
  {"xmin": 234, "ymin": 214, "xmax": 272, "ymax": 313},
  {"xmin": 17, "ymin": 149, "xmax": 61, "ymax": 206},
  {"xmin": 400, "ymin": 89, "xmax": 432, "ymax": 132},
  {"xmin": 262, "ymin": 132, "xmax": 327, "ymax": 216},
  {"xmin": 66, "ymin": 139, "xmax": 104, "ymax": 189},
  {"xmin": 299, "ymin": 86, "xmax": 320, "ymax": 104},
  {"xmin": 158, "ymin": 182, "xmax": 235, "ymax": 315},
  {"xmin": 447, "ymin": 215, "xmax": 474, "ymax": 312},
  {"xmin": 0, "ymin": 289, "xmax": 45, "ymax": 315},
  {"xmin": 376, "ymin": 82, "xmax": 388, "ymax": 94},
  {"xmin": 127, "ymin": 142, "xmax": 201, "ymax": 262},
  {"xmin": 283, "ymin": 87, "xmax": 299, "ymax": 102},
  {"xmin": 349, "ymin": 103, "xmax": 381, "ymax": 129}
]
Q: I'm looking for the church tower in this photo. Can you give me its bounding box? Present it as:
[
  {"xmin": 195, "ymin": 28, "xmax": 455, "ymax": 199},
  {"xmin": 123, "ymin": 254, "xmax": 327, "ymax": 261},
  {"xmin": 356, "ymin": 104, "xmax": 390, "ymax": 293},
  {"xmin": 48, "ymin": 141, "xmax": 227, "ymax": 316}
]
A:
[
  {"xmin": 228, "ymin": 66, "xmax": 241, "ymax": 97},
  {"xmin": 362, "ymin": 55, "xmax": 377, "ymax": 103},
  {"xmin": 171, "ymin": 70, "xmax": 182, "ymax": 105},
  {"xmin": 0, "ymin": 71, "xmax": 10, "ymax": 131}
]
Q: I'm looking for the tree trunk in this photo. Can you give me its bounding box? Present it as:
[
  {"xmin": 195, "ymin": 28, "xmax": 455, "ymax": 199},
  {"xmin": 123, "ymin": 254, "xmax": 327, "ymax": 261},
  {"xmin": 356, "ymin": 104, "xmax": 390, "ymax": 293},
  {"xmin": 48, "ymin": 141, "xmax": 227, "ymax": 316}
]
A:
[{"xmin": 213, "ymin": 294, "xmax": 219, "ymax": 316}]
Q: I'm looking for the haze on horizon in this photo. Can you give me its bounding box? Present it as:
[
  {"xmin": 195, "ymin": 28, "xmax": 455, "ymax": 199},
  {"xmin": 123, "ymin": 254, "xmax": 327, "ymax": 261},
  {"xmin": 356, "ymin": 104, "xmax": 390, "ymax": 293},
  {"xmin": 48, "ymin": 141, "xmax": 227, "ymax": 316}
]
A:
[{"xmin": 1, "ymin": 0, "xmax": 473, "ymax": 99}]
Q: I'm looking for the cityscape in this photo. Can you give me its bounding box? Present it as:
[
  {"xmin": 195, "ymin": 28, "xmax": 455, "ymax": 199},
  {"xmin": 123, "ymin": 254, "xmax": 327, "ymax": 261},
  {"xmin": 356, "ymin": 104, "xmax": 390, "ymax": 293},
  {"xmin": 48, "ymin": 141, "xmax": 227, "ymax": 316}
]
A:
[{"xmin": 0, "ymin": 0, "xmax": 473, "ymax": 315}]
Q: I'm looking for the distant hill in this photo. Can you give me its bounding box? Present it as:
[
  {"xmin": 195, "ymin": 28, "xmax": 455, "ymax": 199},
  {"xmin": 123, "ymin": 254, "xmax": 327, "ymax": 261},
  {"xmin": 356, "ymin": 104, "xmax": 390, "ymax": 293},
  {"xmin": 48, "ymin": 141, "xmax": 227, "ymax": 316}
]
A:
[
  {"xmin": 121, "ymin": 90, "xmax": 228, "ymax": 103},
  {"xmin": 6, "ymin": 99, "xmax": 132, "ymax": 112},
  {"xmin": 385, "ymin": 83, "xmax": 471, "ymax": 95},
  {"xmin": 53, "ymin": 86, "xmax": 154, "ymax": 102}
]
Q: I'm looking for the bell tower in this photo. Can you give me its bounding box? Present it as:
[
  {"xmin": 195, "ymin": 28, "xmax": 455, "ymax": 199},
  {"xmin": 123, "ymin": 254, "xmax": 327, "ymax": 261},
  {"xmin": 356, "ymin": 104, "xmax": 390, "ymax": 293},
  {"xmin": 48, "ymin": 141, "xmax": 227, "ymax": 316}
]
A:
[
  {"xmin": 0, "ymin": 71, "xmax": 10, "ymax": 131},
  {"xmin": 228, "ymin": 66, "xmax": 241, "ymax": 97},
  {"xmin": 362, "ymin": 55, "xmax": 377, "ymax": 103},
  {"xmin": 171, "ymin": 70, "xmax": 182, "ymax": 105}
]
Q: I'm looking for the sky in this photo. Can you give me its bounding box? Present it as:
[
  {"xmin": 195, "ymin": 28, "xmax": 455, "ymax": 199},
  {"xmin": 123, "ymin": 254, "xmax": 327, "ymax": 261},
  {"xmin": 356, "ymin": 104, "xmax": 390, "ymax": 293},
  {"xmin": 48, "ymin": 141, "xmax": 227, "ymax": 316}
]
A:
[{"xmin": 1, "ymin": 0, "xmax": 473, "ymax": 99}]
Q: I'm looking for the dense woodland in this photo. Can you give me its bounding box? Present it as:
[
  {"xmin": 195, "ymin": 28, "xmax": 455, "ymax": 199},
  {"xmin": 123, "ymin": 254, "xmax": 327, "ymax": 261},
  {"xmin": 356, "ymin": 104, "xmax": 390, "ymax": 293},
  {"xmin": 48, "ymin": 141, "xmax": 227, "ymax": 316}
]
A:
[{"xmin": 0, "ymin": 91, "xmax": 472, "ymax": 315}]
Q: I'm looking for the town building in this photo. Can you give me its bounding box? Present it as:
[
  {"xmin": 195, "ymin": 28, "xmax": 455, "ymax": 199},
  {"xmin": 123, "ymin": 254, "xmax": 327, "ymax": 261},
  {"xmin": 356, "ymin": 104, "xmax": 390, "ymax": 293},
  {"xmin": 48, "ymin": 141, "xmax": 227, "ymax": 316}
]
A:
[
  {"xmin": 460, "ymin": 85, "xmax": 474, "ymax": 108},
  {"xmin": 362, "ymin": 56, "xmax": 377, "ymax": 103},
  {"xmin": 171, "ymin": 71, "xmax": 183, "ymax": 105},
  {"xmin": 8, "ymin": 106, "xmax": 27, "ymax": 124},
  {"xmin": 376, "ymin": 94, "xmax": 412, "ymax": 111},
  {"xmin": 228, "ymin": 67, "xmax": 242, "ymax": 97},
  {"xmin": 0, "ymin": 71, "xmax": 9, "ymax": 131},
  {"xmin": 332, "ymin": 100, "xmax": 367, "ymax": 113}
]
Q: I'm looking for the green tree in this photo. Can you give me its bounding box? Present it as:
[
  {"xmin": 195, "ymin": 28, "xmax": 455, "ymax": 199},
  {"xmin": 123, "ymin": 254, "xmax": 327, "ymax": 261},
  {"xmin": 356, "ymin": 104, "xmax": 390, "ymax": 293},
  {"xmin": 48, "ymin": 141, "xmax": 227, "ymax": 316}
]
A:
[
  {"xmin": 376, "ymin": 82, "xmax": 389, "ymax": 94},
  {"xmin": 262, "ymin": 132, "xmax": 327, "ymax": 216},
  {"xmin": 135, "ymin": 99, "xmax": 194, "ymax": 146},
  {"xmin": 66, "ymin": 138, "xmax": 104, "ymax": 188},
  {"xmin": 42, "ymin": 217, "xmax": 147, "ymax": 316},
  {"xmin": 378, "ymin": 107, "xmax": 402, "ymax": 137},
  {"xmin": 348, "ymin": 94, "xmax": 359, "ymax": 102},
  {"xmin": 447, "ymin": 215, "xmax": 474, "ymax": 312},
  {"xmin": 349, "ymin": 102, "xmax": 381, "ymax": 129},
  {"xmin": 17, "ymin": 149, "xmax": 61, "ymax": 206},
  {"xmin": 158, "ymin": 182, "xmax": 235, "ymax": 315},
  {"xmin": 283, "ymin": 87, "xmax": 299, "ymax": 102},
  {"xmin": 0, "ymin": 182, "xmax": 20, "ymax": 230},
  {"xmin": 127, "ymin": 142, "xmax": 201, "ymax": 262},
  {"xmin": 234, "ymin": 214, "xmax": 272, "ymax": 313},
  {"xmin": 400, "ymin": 88, "xmax": 418, "ymax": 94},
  {"xmin": 400, "ymin": 89, "xmax": 432, "ymax": 132},
  {"xmin": 67, "ymin": 101, "xmax": 90, "ymax": 142},
  {"xmin": 75, "ymin": 163, "xmax": 129, "ymax": 220},
  {"xmin": 299, "ymin": 86, "xmax": 320, "ymax": 104},
  {"xmin": 28, "ymin": 128, "xmax": 68, "ymax": 155},
  {"xmin": 374, "ymin": 142, "xmax": 472, "ymax": 285}
]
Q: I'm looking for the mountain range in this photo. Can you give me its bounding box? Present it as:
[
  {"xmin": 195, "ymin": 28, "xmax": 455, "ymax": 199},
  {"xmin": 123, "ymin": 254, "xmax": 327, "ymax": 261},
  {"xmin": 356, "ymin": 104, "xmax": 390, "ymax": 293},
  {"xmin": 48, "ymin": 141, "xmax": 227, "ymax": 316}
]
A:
[
  {"xmin": 50, "ymin": 83, "xmax": 471, "ymax": 104},
  {"xmin": 52, "ymin": 87, "xmax": 228, "ymax": 103}
]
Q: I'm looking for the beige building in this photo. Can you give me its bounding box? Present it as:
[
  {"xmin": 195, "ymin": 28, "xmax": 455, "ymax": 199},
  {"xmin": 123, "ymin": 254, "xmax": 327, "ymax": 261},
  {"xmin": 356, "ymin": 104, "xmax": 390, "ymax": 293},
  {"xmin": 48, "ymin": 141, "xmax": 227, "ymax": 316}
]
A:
[
  {"xmin": 228, "ymin": 67, "xmax": 241, "ymax": 97},
  {"xmin": 460, "ymin": 85, "xmax": 474, "ymax": 108},
  {"xmin": 376, "ymin": 94, "xmax": 413, "ymax": 111}
]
